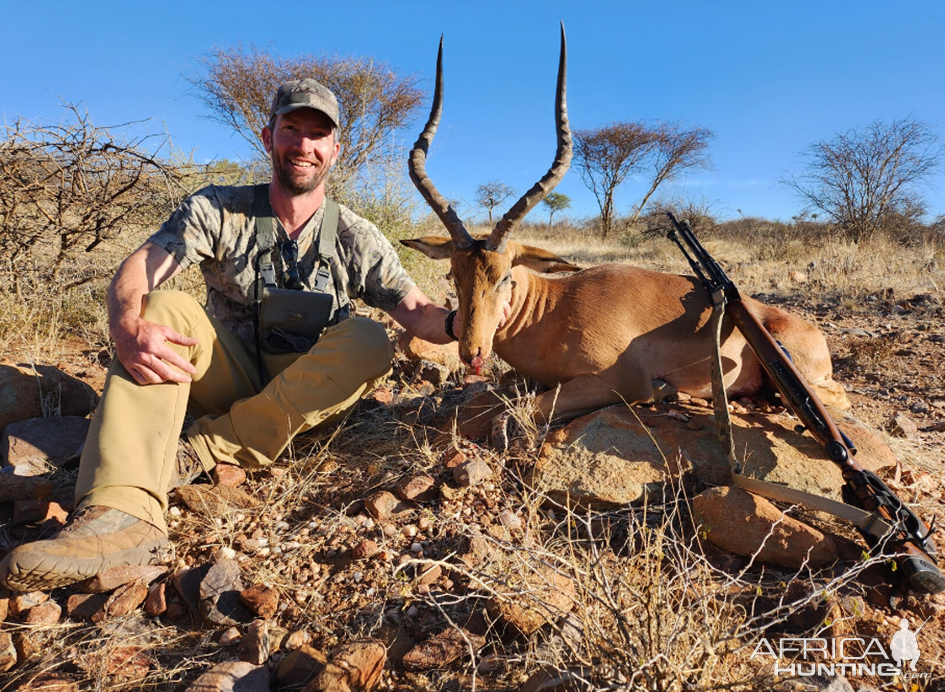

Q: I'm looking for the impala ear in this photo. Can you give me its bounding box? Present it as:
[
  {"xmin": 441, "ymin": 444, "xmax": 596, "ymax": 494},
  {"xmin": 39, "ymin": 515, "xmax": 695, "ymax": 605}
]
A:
[
  {"xmin": 400, "ymin": 236, "xmax": 455, "ymax": 260},
  {"xmin": 511, "ymin": 243, "xmax": 581, "ymax": 273}
]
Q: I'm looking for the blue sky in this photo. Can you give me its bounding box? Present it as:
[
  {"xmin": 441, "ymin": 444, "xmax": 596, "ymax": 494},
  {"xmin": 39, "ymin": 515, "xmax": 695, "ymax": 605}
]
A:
[{"xmin": 4, "ymin": 1, "xmax": 944, "ymax": 223}]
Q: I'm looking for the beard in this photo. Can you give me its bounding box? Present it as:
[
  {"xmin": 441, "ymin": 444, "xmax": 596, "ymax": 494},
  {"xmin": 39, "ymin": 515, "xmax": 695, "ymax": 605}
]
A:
[{"xmin": 271, "ymin": 148, "xmax": 330, "ymax": 197}]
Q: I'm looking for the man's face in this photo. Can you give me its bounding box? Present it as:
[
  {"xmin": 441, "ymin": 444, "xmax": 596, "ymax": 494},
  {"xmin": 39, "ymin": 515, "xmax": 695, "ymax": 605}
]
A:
[{"xmin": 263, "ymin": 109, "xmax": 339, "ymax": 197}]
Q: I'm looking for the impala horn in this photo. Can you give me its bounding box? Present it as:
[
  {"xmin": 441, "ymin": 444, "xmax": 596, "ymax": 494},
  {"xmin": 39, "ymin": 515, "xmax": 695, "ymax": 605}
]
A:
[
  {"xmin": 485, "ymin": 22, "xmax": 572, "ymax": 253},
  {"xmin": 408, "ymin": 36, "xmax": 476, "ymax": 250}
]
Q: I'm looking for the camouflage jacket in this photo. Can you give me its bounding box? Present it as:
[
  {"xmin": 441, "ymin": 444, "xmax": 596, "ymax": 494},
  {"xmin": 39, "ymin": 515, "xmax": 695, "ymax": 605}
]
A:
[{"xmin": 149, "ymin": 185, "xmax": 414, "ymax": 346}]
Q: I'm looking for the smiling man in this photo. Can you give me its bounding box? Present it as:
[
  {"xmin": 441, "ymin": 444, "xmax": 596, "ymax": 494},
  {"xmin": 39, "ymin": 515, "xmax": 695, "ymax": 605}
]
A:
[{"xmin": 0, "ymin": 79, "xmax": 461, "ymax": 591}]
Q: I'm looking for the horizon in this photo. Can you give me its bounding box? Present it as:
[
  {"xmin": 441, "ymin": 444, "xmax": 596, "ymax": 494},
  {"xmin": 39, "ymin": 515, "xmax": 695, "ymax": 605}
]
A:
[{"xmin": 3, "ymin": 1, "xmax": 944, "ymax": 225}]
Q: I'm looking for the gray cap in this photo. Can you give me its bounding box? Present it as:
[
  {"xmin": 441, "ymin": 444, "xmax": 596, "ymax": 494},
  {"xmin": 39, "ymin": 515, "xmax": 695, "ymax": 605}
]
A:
[{"xmin": 269, "ymin": 78, "xmax": 340, "ymax": 129}]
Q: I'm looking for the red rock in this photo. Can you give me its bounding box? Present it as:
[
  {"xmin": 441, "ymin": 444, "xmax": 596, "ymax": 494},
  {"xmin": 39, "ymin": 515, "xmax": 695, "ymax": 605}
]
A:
[
  {"xmin": 352, "ymin": 540, "xmax": 379, "ymax": 560},
  {"xmin": 0, "ymin": 632, "xmax": 16, "ymax": 672},
  {"xmin": 893, "ymin": 412, "xmax": 919, "ymax": 439},
  {"xmin": 693, "ymin": 486, "xmax": 839, "ymax": 569},
  {"xmin": 174, "ymin": 485, "xmax": 259, "ymax": 514},
  {"xmin": 1, "ymin": 416, "xmax": 90, "ymax": 476},
  {"xmin": 213, "ymin": 463, "xmax": 247, "ymax": 487},
  {"xmin": 12, "ymin": 499, "xmax": 68, "ymax": 526},
  {"xmin": 0, "ymin": 475, "xmax": 53, "ymax": 503},
  {"xmin": 10, "ymin": 590, "xmax": 47, "ymax": 615},
  {"xmin": 66, "ymin": 593, "xmax": 110, "ymax": 620},
  {"xmin": 364, "ymin": 491, "xmax": 408, "ymax": 521},
  {"xmin": 80, "ymin": 565, "xmax": 165, "ymax": 593},
  {"xmin": 394, "ymin": 475, "xmax": 436, "ymax": 502},
  {"xmin": 369, "ymin": 387, "xmax": 394, "ymax": 406},
  {"xmin": 23, "ymin": 600, "xmax": 61, "ymax": 625},
  {"xmin": 145, "ymin": 582, "xmax": 167, "ymax": 617},
  {"xmin": 452, "ymin": 459, "xmax": 491, "ymax": 488},
  {"xmin": 417, "ymin": 565, "xmax": 442, "ymax": 587},
  {"xmin": 487, "ymin": 568, "xmax": 576, "ymax": 635},
  {"xmin": 306, "ymin": 639, "xmax": 385, "ymax": 692},
  {"xmin": 402, "ymin": 628, "xmax": 484, "ymax": 671},
  {"xmin": 276, "ymin": 648, "xmax": 324, "ymax": 687},
  {"xmin": 92, "ymin": 581, "xmax": 149, "ymax": 622},
  {"xmin": 186, "ymin": 661, "xmax": 269, "ymax": 692},
  {"xmin": 13, "ymin": 672, "xmax": 78, "ymax": 691},
  {"xmin": 443, "ymin": 450, "xmax": 467, "ymax": 469},
  {"xmin": 240, "ymin": 584, "xmax": 280, "ymax": 619},
  {"xmin": 103, "ymin": 646, "xmax": 152, "ymax": 679},
  {"xmin": 239, "ymin": 619, "xmax": 271, "ymax": 665}
]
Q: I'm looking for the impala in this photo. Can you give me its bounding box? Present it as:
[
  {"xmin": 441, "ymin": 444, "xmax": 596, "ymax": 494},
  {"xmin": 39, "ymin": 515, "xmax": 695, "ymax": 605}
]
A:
[{"xmin": 404, "ymin": 26, "xmax": 849, "ymax": 421}]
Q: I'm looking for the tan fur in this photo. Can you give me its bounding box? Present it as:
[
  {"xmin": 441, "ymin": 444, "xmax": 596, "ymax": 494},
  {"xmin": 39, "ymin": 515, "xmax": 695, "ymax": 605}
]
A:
[{"xmin": 402, "ymin": 236, "xmax": 850, "ymax": 421}]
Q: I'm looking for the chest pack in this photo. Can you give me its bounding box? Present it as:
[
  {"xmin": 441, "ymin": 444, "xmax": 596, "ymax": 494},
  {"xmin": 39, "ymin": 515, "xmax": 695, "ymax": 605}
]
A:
[{"xmin": 252, "ymin": 184, "xmax": 349, "ymax": 379}]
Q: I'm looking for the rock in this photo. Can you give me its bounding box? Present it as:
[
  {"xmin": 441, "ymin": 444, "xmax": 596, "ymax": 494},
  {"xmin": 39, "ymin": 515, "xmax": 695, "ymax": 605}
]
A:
[
  {"xmin": 0, "ymin": 632, "xmax": 17, "ymax": 672},
  {"xmin": 789, "ymin": 270, "xmax": 807, "ymax": 283},
  {"xmin": 498, "ymin": 509, "xmax": 522, "ymax": 529},
  {"xmin": 533, "ymin": 404, "xmax": 895, "ymax": 508},
  {"xmin": 174, "ymin": 563, "xmax": 212, "ymax": 619},
  {"xmin": 239, "ymin": 619, "xmax": 271, "ymax": 665},
  {"xmin": 1, "ymin": 416, "xmax": 89, "ymax": 476},
  {"xmin": 199, "ymin": 559, "xmax": 255, "ymax": 627},
  {"xmin": 487, "ymin": 568, "xmax": 576, "ymax": 635},
  {"xmin": 352, "ymin": 540, "xmax": 379, "ymax": 560},
  {"xmin": 397, "ymin": 332, "xmax": 461, "ymax": 370},
  {"xmin": 185, "ymin": 661, "xmax": 269, "ymax": 692},
  {"xmin": 417, "ymin": 564, "xmax": 442, "ymax": 587},
  {"xmin": 364, "ymin": 491, "xmax": 408, "ymax": 521},
  {"xmin": 0, "ymin": 474, "xmax": 54, "ymax": 503},
  {"xmin": 80, "ymin": 565, "xmax": 166, "ymax": 593},
  {"xmin": 276, "ymin": 648, "xmax": 324, "ymax": 687},
  {"xmin": 893, "ymin": 412, "xmax": 919, "ymax": 439},
  {"xmin": 394, "ymin": 475, "xmax": 436, "ymax": 502},
  {"xmin": 145, "ymin": 582, "xmax": 167, "ymax": 617},
  {"xmin": 67, "ymin": 593, "xmax": 110, "ymax": 620},
  {"xmin": 417, "ymin": 361, "xmax": 452, "ymax": 386},
  {"xmin": 23, "ymin": 600, "xmax": 62, "ymax": 625},
  {"xmin": 452, "ymin": 389, "xmax": 509, "ymax": 441},
  {"xmin": 453, "ymin": 459, "xmax": 491, "ymax": 488},
  {"xmin": 92, "ymin": 580, "xmax": 149, "ymax": 622},
  {"xmin": 12, "ymin": 499, "xmax": 68, "ymax": 526},
  {"xmin": 13, "ymin": 672, "xmax": 79, "ymax": 691},
  {"xmin": 174, "ymin": 485, "xmax": 259, "ymax": 514},
  {"xmin": 305, "ymin": 639, "xmax": 386, "ymax": 692},
  {"xmin": 693, "ymin": 486, "xmax": 839, "ymax": 569},
  {"xmin": 402, "ymin": 627, "xmax": 485, "ymax": 672},
  {"xmin": 0, "ymin": 364, "xmax": 99, "ymax": 433},
  {"xmin": 443, "ymin": 450, "xmax": 467, "ymax": 469},
  {"xmin": 219, "ymin": 627, "xmax": 241, "ymax": 646},
  {"xmin": 240, "ymin": 584, "xmax": 279, "ymax": 619},
  {"xmin": 11, "ymin": 591, "xmax": 48, "ymax": 615},
  {"xmin": 97, "ymin": 645, "xmax": 152, "ymax": 680},
  {"xmin": 212, "ymin": 463, "xmax": 247, "ymax": 487},
  {"xmin": 0, "ymin": 586, "xmax": 8, "ymax": 623},
  {"xmin": 521, "ymin": 667, "xmax": 595, "ymax": 692},
  {"xmin": 284, "ymin": 630, "xmax": 313, "ymax": 651}
]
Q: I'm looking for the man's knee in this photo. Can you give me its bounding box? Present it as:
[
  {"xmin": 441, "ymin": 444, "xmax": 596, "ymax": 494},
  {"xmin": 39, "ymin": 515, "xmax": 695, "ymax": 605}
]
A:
[
  {"xmin": 141, "ymin": 291, "xmax": 205, "ymax": 330},
  {"xmin": 308, "ymin": 316, "xmax": 393, "ymax": 387}
]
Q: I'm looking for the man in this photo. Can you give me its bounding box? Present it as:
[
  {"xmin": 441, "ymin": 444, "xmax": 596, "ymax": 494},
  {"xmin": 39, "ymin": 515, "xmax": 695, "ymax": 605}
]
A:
[{"xmin": 0, "ymin": 79, "xmax": 464, "ymax": 592}]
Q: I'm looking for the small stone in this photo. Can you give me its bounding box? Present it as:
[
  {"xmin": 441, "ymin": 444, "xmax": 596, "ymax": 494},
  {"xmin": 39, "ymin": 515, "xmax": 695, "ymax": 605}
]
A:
[
  {"xmin": 418, "ymin": 565, "xmax": 442, "ymax": 587},
  {"xmin": 12, "ymin": 499, "xmax": 69, "ymax": 526},
  {"xmin": 67, "ymin": 593, "xmax": 110, "ymax": 620},
  {"xmin": 101, "ymin": 646, "xmax": 152, "ymax": 679},
  {"xmin": 352, "ymin": 540, "xmax": 379, "ymax": 560},
  {"xmin": 453, "ymin": 459, "xmax": 491, "ymax": 487},
  {"xmin": 219, "ymin": 627, "xmax": 242, "ymax": 646},
  {"xmin": 487, "ymin": 568, "xmax": 576, "ymax": 635},
  {"xmin": 364, "ymin": 490, "xmax": 408, "ymax": 521},
  {"xmin": 443, "ymin": 450, "xmax": 467, "ymax": 469},
  {"xmin": 498, "ymin": 509, "xmax": 522, "ymax": 529},
  {"xmin": 240, "ymin": 584, "xmax": 280, "ymax": 619},
  {"xmin": 145, "ymin": 582, "xmax": 167, "ymax": 617},
  {"xmin": 92, "ymin": 580, "xmax": 149, "ymax": 622},
  {"xmin": 80, "ymin": 565, "xmax": 166, "ymax": 594},
  {"xmin": 200, "ymin": 559, "xmax": 255, "ymax": 627},
  {"xmin": 284, "ymin": 630, "xmax": 312, "ymax": 651},
  {"xmin": 213, "ymin": 463, "xmax": 247, "ymax": 487},
  {"xmin": 311, "ymin": 639, "xmax": 386, "ymax": 692},
  {"xmin": 175, "ymin": 485, "xmax": 259, "ymax": 514},
  {"xmin": 395, "ymin": 475, "xmax": 437, "ymax": 502},
  {"xmin": 23, "ymin": 600, "xmax": 62, "ymax": 625},
  {"xmin": 417, "ymin": 516, "xmax": 431, "ymax": 532},
  {"xmin": 0, "ymin": 632, "xmax": 17, "ymax": 672},
  {"xmin": 0, "ymin": 475, "xmax": 53, "ymax": 503},
  {"xmin": 276, "ymin": 648, "xmax": 323, "ymax": 687},
  {"xmin": 11, "ymin": 591, "xmax": 48, "ymax": 615},
  {"xmin": 403, "ymin": 628, "xmax": 485, "ymax": 671},
  {"xmin": 239, "ymin": 619, "xmax": 271, "ymax": 665},
  {"xmin": 215, "ymin": 546, "xmax": 238, "ymax": 561},
  {"xmin": 893, "ymin": 412, "xmax": 919, "ymax": 439},
  {"xmin": 185, "ymin": 661, "xmax": 269, "ymax": 692},
  {"xmin": 12, "ymin": 673, "xmax": 78, "ymax": 691}
]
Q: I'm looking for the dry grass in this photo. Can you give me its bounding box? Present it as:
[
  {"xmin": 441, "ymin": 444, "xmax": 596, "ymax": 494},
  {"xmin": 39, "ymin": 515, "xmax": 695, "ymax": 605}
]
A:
[{"xmin": 2, "ymin": 216, "xmax": 944, "ymax": 691}]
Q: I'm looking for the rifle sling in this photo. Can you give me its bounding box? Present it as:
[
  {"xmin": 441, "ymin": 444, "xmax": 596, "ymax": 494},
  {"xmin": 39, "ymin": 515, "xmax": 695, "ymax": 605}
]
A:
[{"xmin": 707, "ymin": 301, "xmax": 895, "ymax": 542}]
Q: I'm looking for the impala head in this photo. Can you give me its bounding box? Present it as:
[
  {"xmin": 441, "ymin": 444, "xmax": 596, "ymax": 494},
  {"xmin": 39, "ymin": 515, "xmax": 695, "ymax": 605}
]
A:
[{"xmin": 404, "ymin": 24, "xmax": 573, "ymax": 368}]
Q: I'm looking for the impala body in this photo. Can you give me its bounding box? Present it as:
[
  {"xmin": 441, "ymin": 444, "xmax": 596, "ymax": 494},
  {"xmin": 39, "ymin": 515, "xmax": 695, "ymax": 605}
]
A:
[{"xmin": 406, "ymin": 27, "xmax": 849, "ymax": 420}]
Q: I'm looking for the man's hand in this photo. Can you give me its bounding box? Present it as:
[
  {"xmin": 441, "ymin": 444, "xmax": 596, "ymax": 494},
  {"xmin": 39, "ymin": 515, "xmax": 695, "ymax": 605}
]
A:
[{"xmin": 112, "ymin": 315, "xmax": 198, "ymax": 385}]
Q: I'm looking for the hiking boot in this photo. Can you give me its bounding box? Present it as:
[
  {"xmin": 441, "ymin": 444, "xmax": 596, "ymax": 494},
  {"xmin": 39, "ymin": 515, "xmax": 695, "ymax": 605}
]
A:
[
  {"xmin": 171, "ymin": 437, "xmax": 208, "ymax": 489},
  {"xmin": 0, "ymin": 506, "xmax": 168, "ymax": 592}
]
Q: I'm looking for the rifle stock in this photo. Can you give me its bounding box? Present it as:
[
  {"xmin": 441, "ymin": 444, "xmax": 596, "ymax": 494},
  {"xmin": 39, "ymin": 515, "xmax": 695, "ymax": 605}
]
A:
[{"xmin": 666, "ymin": 212, "xmax": 944, "ymax": 595}]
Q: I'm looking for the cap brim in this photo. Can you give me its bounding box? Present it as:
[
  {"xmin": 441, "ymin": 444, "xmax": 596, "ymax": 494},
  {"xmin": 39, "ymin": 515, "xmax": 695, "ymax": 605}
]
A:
[{"xmin": 274, "ymin": 104, "xmax": 339, "ymax": 129}]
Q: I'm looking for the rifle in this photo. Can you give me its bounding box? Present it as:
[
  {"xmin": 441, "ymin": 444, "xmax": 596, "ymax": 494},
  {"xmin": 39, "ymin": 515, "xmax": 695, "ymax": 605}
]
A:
[{"xmin": 666, "ymin": 212, "xmax": 944, "ymax": 596}]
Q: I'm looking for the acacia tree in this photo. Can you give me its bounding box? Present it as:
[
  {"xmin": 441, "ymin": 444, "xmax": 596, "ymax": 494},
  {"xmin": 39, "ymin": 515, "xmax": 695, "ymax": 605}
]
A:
[
  {"xmin": 783, "ymin": 118, "xmax": 943, "ymax": 243},
  {"xmin": 627, "ymin": 123, "xmax": 712, "ymax": 226},
  {"xmin": 574, "ymin": 122, "xmax": 654, "ymax": 237},
  {"xmin": 475, "ymin": 180, "xmax": 516, "ymax": 223},
  {"xmin": 189, "ymin": 44, "xmax": 424, "ymax": 191},
  {"xmin": 542, "ymin": 191, "xmax": 571, "ymax": 226}
]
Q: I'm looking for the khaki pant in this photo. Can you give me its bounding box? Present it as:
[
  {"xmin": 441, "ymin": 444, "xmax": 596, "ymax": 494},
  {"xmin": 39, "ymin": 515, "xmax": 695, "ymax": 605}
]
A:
[{"xmin": 75, "ymin": 290, "xmax": 393, "ymax": 534}]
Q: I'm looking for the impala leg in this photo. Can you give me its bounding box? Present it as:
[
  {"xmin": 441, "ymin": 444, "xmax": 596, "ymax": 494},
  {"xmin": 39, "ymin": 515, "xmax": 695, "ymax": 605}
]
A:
[{"xmin": 534, "ymin": 372, "xmax": 650, "ymax": 423}]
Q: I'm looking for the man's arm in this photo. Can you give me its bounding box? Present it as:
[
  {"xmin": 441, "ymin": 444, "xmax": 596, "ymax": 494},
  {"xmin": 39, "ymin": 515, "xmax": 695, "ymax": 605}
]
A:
[
  {"xmin": 109, "ymin": 240, "xmax": 198, "ymax": 385},
  {"xmin": 387, "ymin": 286, "xmax": 454, "ymax": 344}
]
